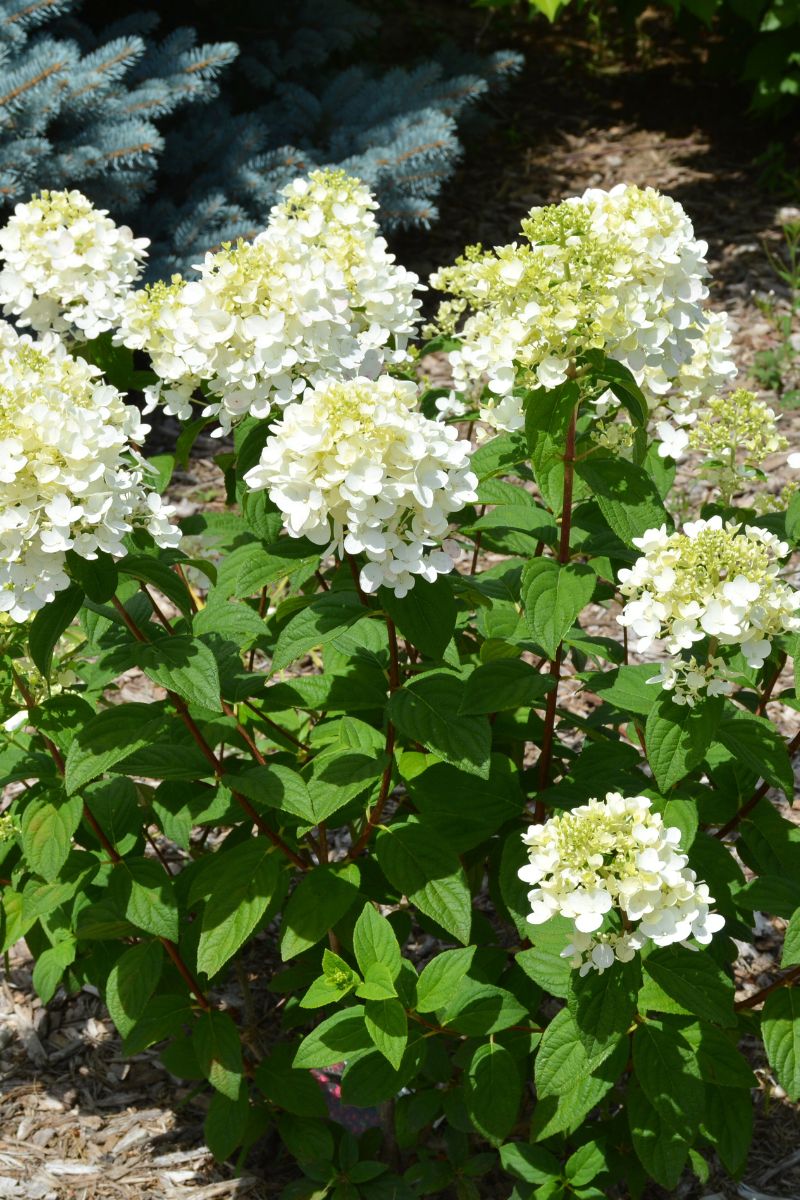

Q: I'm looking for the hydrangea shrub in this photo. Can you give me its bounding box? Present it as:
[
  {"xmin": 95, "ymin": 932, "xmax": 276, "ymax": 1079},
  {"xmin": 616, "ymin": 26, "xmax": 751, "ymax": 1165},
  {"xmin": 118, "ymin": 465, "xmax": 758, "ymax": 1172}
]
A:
[{"xmin": 2, "ymin": 174, "xmax": 800, "ymax": 1197}]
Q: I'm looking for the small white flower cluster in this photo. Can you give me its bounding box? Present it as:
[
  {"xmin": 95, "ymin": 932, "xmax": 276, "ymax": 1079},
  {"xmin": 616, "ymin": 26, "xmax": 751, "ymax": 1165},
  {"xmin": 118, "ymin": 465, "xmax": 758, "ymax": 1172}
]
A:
[
  {"xmin": 117, "ymin": 169, "xmax": 422, "ymax": 435},
  {"xmin": 0, "ymin": 190, "xmax": 149, "ymax": 341},
  {"xmin": 431, "ymin": 183, "xmax": 720, "ymax": 434},
  {"xmin": 0, "ymin": 323, "xmax": 180, "ymax": 622},
  {"xmin": 646, "ymin": 655, "xmax": 734, "ymax": 706},
  {"xmin": 657, "ymin": 387, "xmax": 786, "ymax": 476},
  {"xmin": 244, "ymin": 375, "xmax": 477, "ymax": 598},
  {"xmin": 618, "ymin": 516, "xmax": 800, "ymax": 702},
  {"xmin": 519, "ymin": 792, "xmax": 725, "ymax": 975}
]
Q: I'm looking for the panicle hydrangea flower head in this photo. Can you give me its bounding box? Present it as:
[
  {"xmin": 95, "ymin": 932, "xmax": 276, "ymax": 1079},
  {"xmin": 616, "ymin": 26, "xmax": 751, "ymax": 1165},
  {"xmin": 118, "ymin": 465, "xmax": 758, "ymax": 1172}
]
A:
[
  {"xmin": 243, "ymin": 375, "xmax": 478, "ymax": 598},
  {"xmin": 519, "ymin": 792, "xmax": 725, "ymax": 975},
  {"xmin": 618, "ymin": 516, "xmax": 800, "ymax": 698},
  {"xmin": 430, "ymin": 183, "xmax": 719, "ymax": 433},
  {"xmin": 0, "ymin": 322, "xmax": 180, "ymax": 622},
  {"xmin": 658, "ymin": 388, "xmax": 786, "ymax": 469},
  {"xmin": 116, "ymin": 169, "xmax": 422, "ymax": 435},
  {"xmin": 0, "ymin": 189, "xmax": 149, "ymax": 341}
]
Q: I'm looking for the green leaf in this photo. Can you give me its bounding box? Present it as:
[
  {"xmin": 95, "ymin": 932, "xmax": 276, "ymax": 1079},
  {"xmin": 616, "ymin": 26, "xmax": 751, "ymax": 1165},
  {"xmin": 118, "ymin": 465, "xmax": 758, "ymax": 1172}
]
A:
[
  {"xmin": 567, "ymin": 958, "xmax": 640, "ymax": 1061},
  {"xmin": 137, "ymin": 637, "xmax": 222, "ymax": 712},
  {"xmin": 28, "ymin": 585, "xmax": 83, "ymax": 677},
  {"xmin": 353, "ymin": 903, "xmax": 402, "ymax": 981},
  {"xmin": 525, "ymin": 380, "xmax": 578, "ymax": 513},
  {"xmin": 388, "ymin": 674, "xmax": 491, "ymax": 778},
  {"xmin": 204, "ymin": 1084, "xmax": 249, "ymax": 1162},
  {"xmin": 531, "ymin": 1039, "xmax": 627, "ymax": 1141},
  {"xmin": 109, "ymin": 858, "xmax": 179, "ymax": 941},
  {"xmin": 645, "ymin": 693, "xmax": 722, "ymax": 791},
  {"xmin": 105, "ymin": 941, "xmax": 164, "ymax": 1037},
  {"xmin": 416, "ymin": 947, "xmax": 476, "ymax": 1012},
  {"xmin": 355, "ymin": 962, "xmax": 398, "ymax": 1001},
  {"xmin": 627, "ymin": 1076, "xmax": 690, "ymax": 1191},
  {"xmin": 196, "ymin": 839, "xmax": 284, "ymax": 976},
  {"xmin": 64, "ymin": 704, "xmax": 164, "ymax": 794},
  {"xmin": 498, "ymin": 1144, "xmax": 560, "ymax": 1186},
  {"xmin": 123, "ymin": 993, "xmax": 192, "ymax": 1055},
  {"xmin": 582, "ymin": 350, "xmax": 649, "ymax": 427},
  {"xmin": 643, "ymin": 946, "xmax": 735, "ymax": 1027},
  {"xmin": 194, "ymin": 1010, "xmax": 243, "ymax": 1100},
  {"xmin": 471, "ymin": 431, "xmax": 529, "ymax": 482},
  {"xmin": 715, "ymin": 707, "xmax": 793, "ymax": 798},
  {"xmin": 516, "ymin": 917, "xmax": 574, "ymax": 999},
  {"xmin": 458, "ymin": 659, "xmax": 553, "ymax": 715},
  {"xmin": 632, "ymin": 1019, "xmax": 704, "ymax": 1138},
  {"xmin": 118, "ymin": 556, "xmax": 195, "ymax": 618},
  {"xmin": 232, "ymin": 540, "xmax": 319, "ymax": 598},
  {"xmin": 783, "ymin": 908, "xmax": 800, "ymax": 966},
  {"xmin": 580, "ymin": 663, "xmax": 659, "ymax": 717},
  {"xmin": 364, "ymin": 997, "xmax": 407, "ymax": 1068},
  {"xmin": 565, "ymin": 1142, "xmax": 606, "ymax": 1187},
  {"xmin": 535, "ymin": 1007, "xmax": 618, "ymax": 1098},
  {"xmin": 32, "ymin": 937, "xmax": 76, "ymax": 1004},
  {"xmin": 409, "ymin": 757, "xmax": 525, "ymax": 852},
  {"xmin": 65, "ymin": 550, "xmax": 119, "ymax": 603},
  {"xmin": 576, "ymin": 458, "xmax": 669, "ymax": 546},
  {"xmin": 465, "ymin": 1042, "xmax": 522, "ymax": 1143},
  {"xmin": 272, "ymin": 593, "xmax": 367, "ymax": 672},
  {"xmin": 762, "ymin": 988, "xmax": 800, "ymax": 1100},
  {"xmin": 701, "ymin": 1085, "xmax": 753, "ymax": 1175},
  {"xmin": 380, "ymin": 579, "xmax": 457, "ymax": 659},
  {"xmin": 439, "ymin": 979, "xmax": 527, "ymax": 1035},
  {"xmin": 521, "ymin": 559, "xmax": 596, "ymax": 658},
  {"xmin": 223, "ymin": 765, "xmax": 317, "ymax": 825},
  {"xmin": 678, "ymin": 1021, "xmax": 755, "ymax": 1088},
  {"xmin": 280, "ymin": 864, "xmax": 361, "ymax": 961},
  {"xmin": 21, "ymin": 793, "xmax": 82, "ymax": 882},
  {"xmin": 255, "ymin": 1043, "xmax": 327, "ymax": 1117},
  {"xmin": 293, "ymin": 1008, "xmax": 372, "ymax": 1069},
  {"xmin": 376, "ymin": 821, "xmax": 472, "ymax": 944}
]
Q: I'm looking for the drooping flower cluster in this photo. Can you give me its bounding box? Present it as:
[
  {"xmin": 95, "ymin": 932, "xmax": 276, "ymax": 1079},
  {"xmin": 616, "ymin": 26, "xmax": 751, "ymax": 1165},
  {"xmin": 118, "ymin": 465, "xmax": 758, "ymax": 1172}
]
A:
[
  {"xmin": 519, "ymin": 792, "xmax": 725, "ymax": 975},
  {"xmin": 0, "ymin": 323, "xmax": 180, "ymax": 622},
  {"xmin": 244, "ymin": 375, "xmax": 477, "ymax": 597},
  {"xmin": 117, "ymin": 170, "xmax": 422, "ymax": 434},
  {"xmin": 0, "ymin": 190, "xmax": 149, "ymax": 341},
  {"xmin": 431, "ymin": 183, "xmax": 721, "ymax": 433},
  {"xmin": 618, "ymin": 516, "xmax": 800, "ymax": 701}
]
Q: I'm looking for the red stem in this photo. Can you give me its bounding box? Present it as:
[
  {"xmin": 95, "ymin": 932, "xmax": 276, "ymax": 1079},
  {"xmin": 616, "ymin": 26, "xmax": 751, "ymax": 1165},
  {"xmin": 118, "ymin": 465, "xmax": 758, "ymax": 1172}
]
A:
[
  {"xmin": 714, "ymin": 726, "xmax": 800, "ymax": 839},
  {"xmin": 736, "ymin": 963, "xmax": 800, "ymax": 1011},
  {"xmin": 349, "ymin": 616, "xmax": 400, "ymax": 859}
]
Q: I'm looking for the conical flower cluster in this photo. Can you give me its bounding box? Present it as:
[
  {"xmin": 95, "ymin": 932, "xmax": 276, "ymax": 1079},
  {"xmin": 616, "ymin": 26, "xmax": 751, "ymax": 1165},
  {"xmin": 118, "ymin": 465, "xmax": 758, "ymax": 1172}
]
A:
[{"xmin": 520, "ymin": 792, "xmax": 725, "ymax": 975}]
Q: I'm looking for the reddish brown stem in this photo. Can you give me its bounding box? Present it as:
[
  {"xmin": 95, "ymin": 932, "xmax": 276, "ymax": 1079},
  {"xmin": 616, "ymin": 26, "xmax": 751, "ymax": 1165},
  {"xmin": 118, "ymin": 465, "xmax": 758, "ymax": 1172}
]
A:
[
  {"xmin": 241, "ymin": 699, "xmax": 309, "ymax": 753},
  {"xmin": 736, "ymin": 964, "xmax": 800, "ymax": 1011},
  {"xmin": 346, "ymin": 552, "xmax": 369, "ymax": 605},
  {"xmin": 247, "ymin": 587, "xmax": 268, "ymax": 671},
  {"xmin": 111, "ymin": 595, "xmax": 148, "ymax": 643},
  {"xmin": 758, "ymin": 652, "xmax": 787, "ymax": 716},
  {"xmin": 174, "ymin": 564, "xmax": 199, "ymax": 614},
  {"xmin": 349, "ymin": 616, "xmax": 400, "ymax": 858},
  {"xmin": 113, "ymin": 597, "xmax": 309, "ymax": 870},
  {"xmin": 139, "ymin": 584, "xmax": 174, "ymax": 634},
  {"xmin": 470, "ymin": 505, "xmax": 486, "ymax": 574},
  {"xmin": 533, "ymin": 403, "xmax": 577, "ymax": 818},
  {"xmin": 161, "ymin": 937, "xmax": 211, "ymax": 1010}
]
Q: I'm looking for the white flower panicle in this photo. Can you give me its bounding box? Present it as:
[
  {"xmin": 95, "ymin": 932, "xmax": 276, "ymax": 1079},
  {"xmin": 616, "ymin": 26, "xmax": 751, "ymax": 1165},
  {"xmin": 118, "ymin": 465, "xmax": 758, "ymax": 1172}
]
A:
[
  {"xmin": 431, "ymin": 183, "xmax": 719, "ymax": 433},
  {"xmin": 618, "ymin": 516, "xmax": 800, "ymax": 702},
  {"xmin": 117, "ymin": 169, "xmax": 422, "ymax": 435},
  {"xmin": 0, "ymin": 190, "xmax": 149, "ymax": 341},
  {"xmin": 243, "ymin": 375, "xmax": 477, "ymax": 598},
  {"xmin": 0, "ymin": 323, "xmax": 180, "ymax": 622},
  {"xmin": 519, "ymin": 792, "xmax": 725, "ymax": 975},
  {"xmin": 657, "ymin": 388, "xmax": 786, "ymax": 476}
]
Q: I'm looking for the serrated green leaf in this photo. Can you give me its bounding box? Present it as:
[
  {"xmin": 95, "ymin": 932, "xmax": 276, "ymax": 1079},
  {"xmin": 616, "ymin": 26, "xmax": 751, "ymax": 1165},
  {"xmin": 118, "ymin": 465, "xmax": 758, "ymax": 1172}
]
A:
[
  {"xmin": 521, "ymin": 559, "xmax": 596, "ymax": 659},
  {"xmin": 762, "ymin": 987, "xmax": 800, "ymax": 1100},
  {"xmin": 353, "ymin": 903, "xmax": 402, "ymax": 981},
  {"xmin": 380, "ymin": 578, "xmax": 456, "ymax": 659},
  {"xmin": 388, "ymin": 674, "xmax": 491, "ymax": 778},
  {"xmin": 575, "ymin": 458, "xmax": 669, "ymax": 546},
  {"xmin": 21, "ymin": 793, "xmax": 82, "ymax": 882},
  {"xmin": 416, "ymin": 947, "xmax": 476, "ymax": 1012},
  {"xmin": 632, "ymin": 1019, "xmax": 704, "ymax": 1137},
  {"xmin": 376, "ymin": 821, "xmax": 472, "ymax": 944},
  {"xmin": 194, "ymin": 1010, "xmax": 243, "ymax": 1099},
  {"xmin": 106, "ymin": 941, "xmax": 164, "ymax": 1036},
  {"xmin": 567, "ymin": 957, "xmax": 640, "ymax": 1061},
  {"xmin": 642, "ymin": 946, "xmax": 735, "ymax": 1027},
  {"xmin": 109, "ymin": 857, "xmax": 179, "ymax": 941},
  {"xmin": 627, "ymin": 1076, "xmax": 690, "ymax": 1191},
  {"xmin": 364, "ymin": 997, "xmax": 407, "ymax": 1068},
  {"xmin": 458, "ymin": 659, "xmax": 553, "ymax": 715},
  {"xmin": 783, "ymin": 908, "xmax": 800, "ymax": 966},
  {"xmin": 280, "ymin": 863, "xmax": 361, "ymax": 960},
  {"xmin": 28, "ymin": 585, "xmax": 83, "ymax": 678},
  {"xmin": 465, "ymin": 1042, "xmax": 521, "ymax": 1143},
  {"xmin": 197, "ymin": 839, "xmax": 284, "ymax": 976},
  {"xmin": 64, "ymin": 704, "xmax": 165, "ymax": 794},
  {"xmin": 645, "ymin": 693, "xmax": 722, "ymax": 791},
  {"xmin": 137, "ymin": 636, "xmax": 222, "ymax": 712},
  {"xmin": 715, "ymin": 707, "xmax": 793, "ymax": 798},
  {"xmin": 272, "ymin": 593, "xmax": 367, "ymax": 673},
  {"xmin": 293, "ymin": 1008, "xmax": 372, "ymax": 1069}
]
